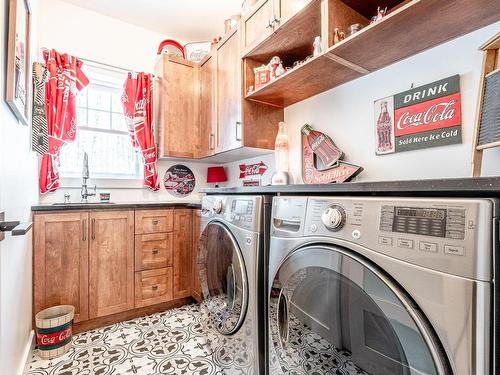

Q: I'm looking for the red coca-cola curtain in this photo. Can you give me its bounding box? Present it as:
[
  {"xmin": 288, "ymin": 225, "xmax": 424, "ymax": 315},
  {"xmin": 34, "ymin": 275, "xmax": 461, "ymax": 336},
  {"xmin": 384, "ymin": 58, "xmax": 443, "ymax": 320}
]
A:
[
  {"xmin": 39, "ymin": 49, "xmax": 89, "ymax": 193},
  {"xmin": 121, "ymin": 72, "xmax": 159, "ymax": 190}
]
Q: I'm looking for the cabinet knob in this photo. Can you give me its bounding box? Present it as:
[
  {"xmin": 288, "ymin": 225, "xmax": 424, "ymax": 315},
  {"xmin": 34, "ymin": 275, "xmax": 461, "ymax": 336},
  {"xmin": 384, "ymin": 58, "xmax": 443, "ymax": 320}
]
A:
[
  {"xmin": 152, "ymin": 248, "xmax": 159, "ymax": 255},
  {"xmin": 152, "ymin": 285, "xmax": 159, "ymax": 291},
  {"xmin": 152, "ymin": 219, "xmax": 159, "ymax": 225}
]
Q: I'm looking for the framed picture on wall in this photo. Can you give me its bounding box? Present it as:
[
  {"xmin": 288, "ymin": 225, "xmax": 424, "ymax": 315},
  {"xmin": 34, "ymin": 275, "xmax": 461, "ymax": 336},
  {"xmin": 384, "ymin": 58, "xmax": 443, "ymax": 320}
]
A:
[{"xmin": 6, "ymin": 0, "xmax": 31, "ymax": 125}]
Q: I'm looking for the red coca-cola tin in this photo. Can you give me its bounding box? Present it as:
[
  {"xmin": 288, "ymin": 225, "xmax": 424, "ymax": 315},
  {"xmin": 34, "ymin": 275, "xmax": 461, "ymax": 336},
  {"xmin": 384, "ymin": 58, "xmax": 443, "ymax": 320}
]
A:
[{"xmin": 35, "ymin": 305, "xmax": 75, "ymax": 359}]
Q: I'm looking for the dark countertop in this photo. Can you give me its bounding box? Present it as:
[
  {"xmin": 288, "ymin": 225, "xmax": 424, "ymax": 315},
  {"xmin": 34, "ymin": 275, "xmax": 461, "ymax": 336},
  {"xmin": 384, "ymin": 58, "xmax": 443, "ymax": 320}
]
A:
[
  {"xmin": 202, "ymin": 177, "xmax": 500, "ymax": 197},
  {"xmin": 32, "ymin": 201, "xmax": 202, "ymax": 212}
]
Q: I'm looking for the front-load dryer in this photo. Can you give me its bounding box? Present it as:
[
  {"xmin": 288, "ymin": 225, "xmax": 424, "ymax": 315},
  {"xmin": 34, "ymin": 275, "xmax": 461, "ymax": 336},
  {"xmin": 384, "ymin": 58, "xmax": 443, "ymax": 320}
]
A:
[
  {"xmin": 199, "ymin": 195, "xmax": 271, "ymax": 374},
  {"xmin": 268, "ymin": 196, "xmax": 498, "ymax": 375}
]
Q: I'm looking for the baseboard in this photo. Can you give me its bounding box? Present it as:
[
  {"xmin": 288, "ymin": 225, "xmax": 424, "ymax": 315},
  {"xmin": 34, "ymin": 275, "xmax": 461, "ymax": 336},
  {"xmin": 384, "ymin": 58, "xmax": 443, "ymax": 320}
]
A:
[{"xmin": 18, "ymin": 330, "xmax": 35, "ymax": 375}]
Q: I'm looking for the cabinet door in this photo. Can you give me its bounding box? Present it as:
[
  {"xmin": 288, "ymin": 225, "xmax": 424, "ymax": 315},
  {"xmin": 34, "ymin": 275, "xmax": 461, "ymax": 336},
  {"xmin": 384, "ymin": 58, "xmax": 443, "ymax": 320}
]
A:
[
  {"xmin": 160, "ymin": 57, "xmax": 198, "ymax": 158},
  {"xmin": 242, "ymin": 0, "xmax": 275, "ymax": 51},
  {"xmin": 275, "ymin": 0, "xmax": 311, "ymax": 25},
  {"xmin": 33, "ymin": 212, "xmax": 89, "ymax": 323},
  {"xmin": 191, "ymin": 210, "xmax": 202, "ymax": 302},
  {"xmin": 216, "ymin": 27, "xmax": 243, "ymax": 153},
  {"xmin": 89, "ymin": 210, "xmax": 135, "ymax": 318},
  {"xmin": 173, "ymin": 209, "xmax": 193, "ymax": 299},
  {"xmin": 198, "ymin": 55, "xmax": 216, "ymax": 158}
]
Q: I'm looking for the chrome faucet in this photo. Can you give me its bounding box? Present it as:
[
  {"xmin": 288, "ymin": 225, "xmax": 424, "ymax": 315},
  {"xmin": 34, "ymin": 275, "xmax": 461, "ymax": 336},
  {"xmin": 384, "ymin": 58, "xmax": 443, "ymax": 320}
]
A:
[{"xmin": 81, "ymin": 152, "xmax": 96, "ymax": 203}]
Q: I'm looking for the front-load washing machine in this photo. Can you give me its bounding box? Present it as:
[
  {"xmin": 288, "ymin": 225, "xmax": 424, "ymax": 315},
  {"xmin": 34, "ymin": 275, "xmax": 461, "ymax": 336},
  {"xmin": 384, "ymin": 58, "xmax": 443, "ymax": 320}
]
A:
[
  {"xmin": 268, "ymin": 196, "xmax": 498, "ymax": 375},
  {"xmin": 199, "ymin": 195, "xmax": 271, "ymax": 374}
]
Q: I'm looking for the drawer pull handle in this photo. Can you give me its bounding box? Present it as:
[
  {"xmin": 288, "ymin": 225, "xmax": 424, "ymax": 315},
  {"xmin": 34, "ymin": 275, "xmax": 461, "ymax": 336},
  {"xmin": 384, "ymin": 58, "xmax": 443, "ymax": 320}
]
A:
[
  {"xmin": 152, "ymin": 285, "xmax": 159, "ymax": 291},
  {"xmin": 152, "ymin": 219, "xmax": 159, "ymax": 225},
  {"xmin": 152, "ymin": 248, "xmax": 159, "ymax": 255}
]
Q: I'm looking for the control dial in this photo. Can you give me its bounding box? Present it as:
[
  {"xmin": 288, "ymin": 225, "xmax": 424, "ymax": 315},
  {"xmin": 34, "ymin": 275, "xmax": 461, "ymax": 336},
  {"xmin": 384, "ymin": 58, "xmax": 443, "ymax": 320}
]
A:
[
  {"xmin": 321, "ymin": 205, "xmax": 346, "ymax": 231},
  {"xmin": 212, "ymin": 199, "xmax": 223, "ymax": 214}
]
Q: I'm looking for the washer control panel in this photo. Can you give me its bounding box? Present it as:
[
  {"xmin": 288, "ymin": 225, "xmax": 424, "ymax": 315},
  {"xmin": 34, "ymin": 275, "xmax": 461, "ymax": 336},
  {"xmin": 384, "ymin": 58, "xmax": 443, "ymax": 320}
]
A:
[
  {"xmin": 272, "ymin": 196, "xmax": 497, "ymax": 280},
  {"xmin": 202, "ymin": 195, "xmax": 262, "ymax": 232},
  {"xmin": 380, "ymin": 205, "xmax": 465, "ymax": 240}
]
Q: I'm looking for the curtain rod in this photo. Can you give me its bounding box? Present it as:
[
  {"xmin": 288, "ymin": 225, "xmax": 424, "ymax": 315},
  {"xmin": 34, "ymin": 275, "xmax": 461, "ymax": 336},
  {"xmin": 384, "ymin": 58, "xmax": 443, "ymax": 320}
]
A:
[{"xmin": 40, "ymin": 47, "xmax": 154, "ymax": 76}]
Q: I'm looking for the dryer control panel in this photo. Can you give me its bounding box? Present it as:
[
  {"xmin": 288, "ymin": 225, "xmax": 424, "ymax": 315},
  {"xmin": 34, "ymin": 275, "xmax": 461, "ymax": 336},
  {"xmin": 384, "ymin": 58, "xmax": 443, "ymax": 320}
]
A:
[{"xmin": 272, "ymin": 196, "xmax": 498, "ymax": 281}]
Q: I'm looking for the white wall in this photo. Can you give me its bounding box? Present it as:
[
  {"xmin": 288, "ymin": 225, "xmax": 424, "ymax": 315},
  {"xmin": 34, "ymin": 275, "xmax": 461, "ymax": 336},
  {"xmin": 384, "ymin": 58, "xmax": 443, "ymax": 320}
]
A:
[
  {"xmin": 37, "ymin": 0, "xmax": 215, "ymax": 204},
  {"xmin": 278, "ymin": 22, "xmax": 500, "ymax": 184},
  {"xmin": 0, "ymin": 1, "xmax": 40, "ymax": 374},
  {"xmin": 38, "ymin": 0, "xmax": 180, "ymax": 73}
]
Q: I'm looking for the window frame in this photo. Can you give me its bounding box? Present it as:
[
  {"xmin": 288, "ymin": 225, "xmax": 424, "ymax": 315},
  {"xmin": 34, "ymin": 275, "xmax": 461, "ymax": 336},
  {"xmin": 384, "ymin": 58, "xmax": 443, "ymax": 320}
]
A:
[{"xmin": 57, "ymin": 62, "xmax": 145, "ymax": 187}]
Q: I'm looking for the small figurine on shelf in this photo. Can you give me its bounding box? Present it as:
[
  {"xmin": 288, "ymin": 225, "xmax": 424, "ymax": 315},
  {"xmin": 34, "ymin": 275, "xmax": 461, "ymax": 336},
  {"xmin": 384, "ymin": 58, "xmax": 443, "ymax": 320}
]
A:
[
  {"xmin": 333, "ymin": 28, "xmax": 345, "ymax": 44},
  {"xmin": 268, "ymin": 56, "xmax": 282, "ymax": 81},
  {"xmin": 275, "ymin": 62, "xmax": 285, "ymax": 78},
  {"xmin": 371, "ymin": 6, "xmax": 387, "ymax": 23},
  {"xmin": 313, "ymin": 36, "xmax": 322, "ymax": 57}
]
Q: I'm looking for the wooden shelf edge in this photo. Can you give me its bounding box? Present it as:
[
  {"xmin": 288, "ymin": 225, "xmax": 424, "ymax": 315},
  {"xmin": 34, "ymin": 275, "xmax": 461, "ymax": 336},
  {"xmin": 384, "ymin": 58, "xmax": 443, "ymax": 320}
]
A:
[{"xmin": 245, "ymin": 53, "xmax": 326, "ymax": 105}]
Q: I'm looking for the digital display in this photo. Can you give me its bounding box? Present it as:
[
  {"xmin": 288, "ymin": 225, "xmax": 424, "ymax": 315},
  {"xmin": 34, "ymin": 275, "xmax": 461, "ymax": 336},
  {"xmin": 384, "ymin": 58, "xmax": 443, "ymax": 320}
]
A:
[
  {"xmin": 233, "ymin": 200, "xmax": 252, "ymax": 214},
  {"xmin": 395, "ymin": 207, "xmax": 446, "ymax": 220}
]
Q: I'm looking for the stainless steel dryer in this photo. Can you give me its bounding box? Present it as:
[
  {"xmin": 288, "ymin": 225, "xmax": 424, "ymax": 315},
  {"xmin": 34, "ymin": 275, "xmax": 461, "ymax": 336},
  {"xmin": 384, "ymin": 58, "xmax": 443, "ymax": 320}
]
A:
[
  {"xmin": 199, "ymin": 195, "xmax": 271, "ymax": 374},
  {"xmin": 268, "ymin": 196, "xmax": 498, "ymax": 375}
]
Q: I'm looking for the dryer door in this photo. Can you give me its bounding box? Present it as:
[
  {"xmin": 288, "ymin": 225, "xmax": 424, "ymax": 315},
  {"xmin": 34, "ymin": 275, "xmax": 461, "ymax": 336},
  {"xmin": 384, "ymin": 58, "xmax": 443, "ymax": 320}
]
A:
[
  {"xmin": 199, "ymin": 221, "xmax": 248, "ymax": 335},
  {"xmin": 269, "ymin": 245, "xmax": 451, "ymax": 375}
]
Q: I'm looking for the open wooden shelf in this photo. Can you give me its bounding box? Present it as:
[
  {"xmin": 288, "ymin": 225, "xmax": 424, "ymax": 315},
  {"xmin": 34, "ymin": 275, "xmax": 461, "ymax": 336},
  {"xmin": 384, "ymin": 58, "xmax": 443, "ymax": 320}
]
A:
[
  {"xmin": 245, "ymin": 0, "xmax": 500, "ymax": 108},
  {"xmin": 246, "ymin": 53, "xmax": 363, "ymax": 107},
  {"xmin": 328, "ymin": 0, "xmax": 500, "ymax": 73},
  {"xmin": 243, "ymin": 0, "xmax": 321, "ymax": 64}
]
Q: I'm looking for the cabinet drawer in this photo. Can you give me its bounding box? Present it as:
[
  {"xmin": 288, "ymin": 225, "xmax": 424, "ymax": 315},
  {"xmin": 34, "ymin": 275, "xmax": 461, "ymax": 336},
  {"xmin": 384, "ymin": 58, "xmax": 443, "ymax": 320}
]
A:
[
  {"xmin": 135, "ymin": 233, "xmax": 173, "ymax": 271},
  {"xmin": 135, "ymin": 268, "xmax": 173, "ymax": 308},
  {"xmin": 135, "ymin": 209, "xmax": 173, "ymax": 234}
]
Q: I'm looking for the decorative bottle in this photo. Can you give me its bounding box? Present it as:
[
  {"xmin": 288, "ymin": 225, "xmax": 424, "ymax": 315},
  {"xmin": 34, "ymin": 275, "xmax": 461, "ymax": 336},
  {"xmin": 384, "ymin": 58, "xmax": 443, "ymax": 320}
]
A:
[
  {"xmin": 302, "ymin": 124, "xmax": 343, "ymax": 167},
  {"xmin": 272, "ymin": 122, "xmax": 292, "ymax": 185},
  {"xmin": 376, "ymin": 101, "xmax": 393, "ymax": 153}
]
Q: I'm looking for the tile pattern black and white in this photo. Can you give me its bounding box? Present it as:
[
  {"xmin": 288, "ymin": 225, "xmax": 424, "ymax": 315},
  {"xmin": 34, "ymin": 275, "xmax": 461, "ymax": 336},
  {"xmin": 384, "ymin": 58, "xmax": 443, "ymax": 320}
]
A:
[{"xmin": 25, "ymin": 304, "xmax": 222, "ymax": 375}]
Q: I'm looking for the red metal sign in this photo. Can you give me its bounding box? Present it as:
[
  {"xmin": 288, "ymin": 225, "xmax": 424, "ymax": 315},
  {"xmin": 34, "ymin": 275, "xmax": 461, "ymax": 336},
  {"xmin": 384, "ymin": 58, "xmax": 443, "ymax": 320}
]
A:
[
  {"xmin": 302, "ymin": 126, "xmax": 362, "ymax": 184},
  {"xmin": 239, "ymin": 161, "xmax": 268, "ymax": 179},
  {"xmin": 394, "ymin": 93, "xmax": 461, "ymax": 137}
]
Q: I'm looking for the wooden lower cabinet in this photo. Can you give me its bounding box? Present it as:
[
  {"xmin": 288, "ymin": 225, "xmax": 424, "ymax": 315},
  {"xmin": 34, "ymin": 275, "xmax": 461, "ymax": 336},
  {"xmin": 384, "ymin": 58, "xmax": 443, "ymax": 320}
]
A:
[
  {"xmin": 135, "ymin": 268, "xmax": 173, "ymax": 308},
  {"xmin": 33, "ymin": 207, "xmax": 199, "ymax": 328},
  {"xmin": 89, "ymin": 210, "xmax": 135, "ymax": 319},
  {"xmin": 33, "ymin": 212, "xmax": 89, "ymax": 323},
  {"xmin": 191, "ymin": 210, "xmax": 203, "ymax": 302},
  {"xmin": 173, "ymin": 209, "xmax": 193, "ymax": 299}
]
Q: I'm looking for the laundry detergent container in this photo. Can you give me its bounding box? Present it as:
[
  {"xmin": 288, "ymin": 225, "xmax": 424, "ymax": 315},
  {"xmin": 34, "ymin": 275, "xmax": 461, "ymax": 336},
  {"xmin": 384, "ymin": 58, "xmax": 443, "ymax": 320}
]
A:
[{"xmin": 35, "ymin": 305, "xmax": 75, "ymax": 359}]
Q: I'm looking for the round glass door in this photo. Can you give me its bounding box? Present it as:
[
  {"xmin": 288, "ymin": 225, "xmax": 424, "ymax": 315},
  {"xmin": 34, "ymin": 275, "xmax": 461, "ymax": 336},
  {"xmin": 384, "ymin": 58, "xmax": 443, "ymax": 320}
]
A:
[
  {"xmin": 199, "ymin": 221, "xmax": 248, "ymax": 335},
  {"xmin": 269, "ymin": 245, "xmax": 451, "ymax": 375}
]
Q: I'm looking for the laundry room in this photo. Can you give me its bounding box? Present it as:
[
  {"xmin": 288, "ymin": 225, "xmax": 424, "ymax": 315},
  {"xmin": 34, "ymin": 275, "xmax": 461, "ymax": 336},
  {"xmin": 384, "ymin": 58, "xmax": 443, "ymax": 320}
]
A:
[{"xmin": 0, "ymin": 0, "xmax": 499, "ymax": 374}]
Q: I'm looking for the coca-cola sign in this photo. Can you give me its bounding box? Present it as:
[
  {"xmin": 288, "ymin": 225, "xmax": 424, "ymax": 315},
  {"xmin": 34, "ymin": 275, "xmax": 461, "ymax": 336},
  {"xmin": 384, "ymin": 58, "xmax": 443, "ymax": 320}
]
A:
[
  {"xmin": 375, "ymin": 75, "xmax": 462, "ymax": 154},
  {"xmin": 239, "ymin": 161, "xmax": 268, "ymax": 179}
]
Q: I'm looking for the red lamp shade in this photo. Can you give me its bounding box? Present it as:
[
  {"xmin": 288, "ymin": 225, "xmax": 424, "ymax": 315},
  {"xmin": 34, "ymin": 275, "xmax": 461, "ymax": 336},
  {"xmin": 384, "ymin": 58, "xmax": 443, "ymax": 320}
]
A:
[{"xmin": 207, "ymin": 166, "xmax": 227, "ymax": 184}]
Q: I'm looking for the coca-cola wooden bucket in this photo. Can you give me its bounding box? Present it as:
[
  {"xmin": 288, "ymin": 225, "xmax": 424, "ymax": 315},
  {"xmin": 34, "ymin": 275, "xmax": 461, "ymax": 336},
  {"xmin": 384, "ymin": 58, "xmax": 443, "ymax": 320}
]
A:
[{"xmin": 35, "ymin": 305, "xmax": 75, "ymax": 359}]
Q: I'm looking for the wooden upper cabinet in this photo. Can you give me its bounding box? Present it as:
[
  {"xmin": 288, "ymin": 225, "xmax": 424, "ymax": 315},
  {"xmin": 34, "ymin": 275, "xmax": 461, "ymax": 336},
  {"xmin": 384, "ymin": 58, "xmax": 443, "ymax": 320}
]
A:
[
  {"xmin": 243, "ymin": 0, "xmax": 275, "ymax": 51},
  {"xmin": 173, "ymin": 209, "xmax": 193, "ymax": 299},
  {"xmin": 33, "ymin": 212, "xmax": 89, "ymax": 323},
  {"xmin": 89, "ymin": 210, "xmax": 135, "ymax": 319},
  {"xmin": 216, "ymin": 27, "xmax": 243, "ymax": 153},
  {"xmin": 156, "ymin": 55, "xmax": 199, "ymax": 158},
  {"xmin": 275, "ymin": 0, "xmax": 312, "ymax": 26},
  {"xmin": 198, "ymin": 55, "xmax": 216, "ymax": 158}
]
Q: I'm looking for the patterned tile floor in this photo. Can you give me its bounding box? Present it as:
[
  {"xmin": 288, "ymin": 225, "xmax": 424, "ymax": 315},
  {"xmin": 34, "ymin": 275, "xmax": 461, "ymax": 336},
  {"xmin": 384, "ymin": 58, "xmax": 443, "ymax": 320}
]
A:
[{"xmin": 25, "ymin": 304, "xmax": 223, "ymax": 375}]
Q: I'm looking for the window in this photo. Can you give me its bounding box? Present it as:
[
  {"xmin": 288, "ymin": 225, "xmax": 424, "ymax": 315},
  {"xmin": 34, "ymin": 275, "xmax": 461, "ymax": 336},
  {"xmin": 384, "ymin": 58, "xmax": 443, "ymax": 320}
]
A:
[{"xmin": 59, "ymin": 64, "xmax": 142, "ymax": 179}]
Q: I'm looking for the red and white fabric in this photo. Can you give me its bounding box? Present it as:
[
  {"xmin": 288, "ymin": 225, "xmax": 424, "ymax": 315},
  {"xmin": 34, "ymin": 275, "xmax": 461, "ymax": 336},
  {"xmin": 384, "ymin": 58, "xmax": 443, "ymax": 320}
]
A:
[
  {"xmin": 39, "ymin": 49, "xmax": 89, "ymax": 193},
  {"xmin": 121, "ymin": 72, "xmax": 159, "ymax": 190}
]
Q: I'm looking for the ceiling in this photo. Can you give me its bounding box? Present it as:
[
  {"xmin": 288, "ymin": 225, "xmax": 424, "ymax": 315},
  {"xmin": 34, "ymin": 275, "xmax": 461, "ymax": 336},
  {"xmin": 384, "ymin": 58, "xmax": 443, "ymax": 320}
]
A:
[{"xmin": 60, "ymin": 0, "xmax": 242, "ymax": 41}]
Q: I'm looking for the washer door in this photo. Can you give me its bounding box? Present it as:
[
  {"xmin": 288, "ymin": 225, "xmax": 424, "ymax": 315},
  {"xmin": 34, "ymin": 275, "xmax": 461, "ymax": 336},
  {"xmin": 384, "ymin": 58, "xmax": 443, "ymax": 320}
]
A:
[
  {"xmin": 199, "ymin": 221, "xmax": 248, "ymax": 335},
  {"xmin": 270, "ymin": 245, "xmax": 451, "ymax": 375}
]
